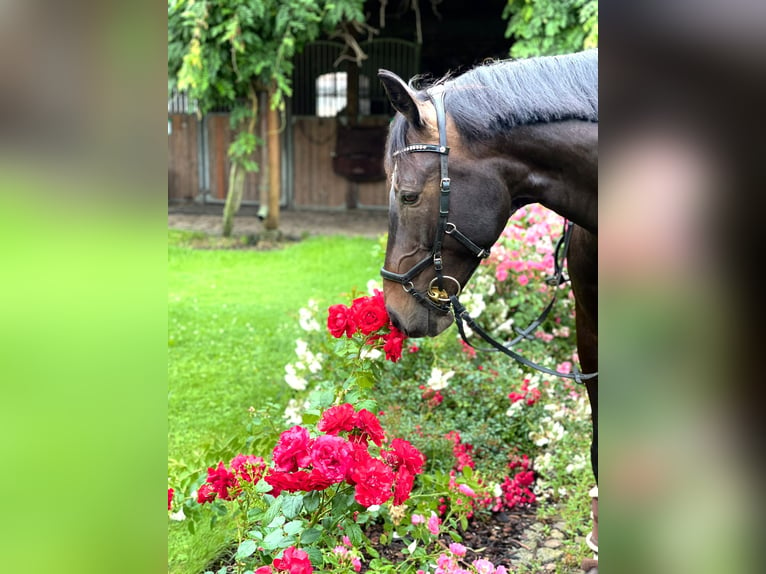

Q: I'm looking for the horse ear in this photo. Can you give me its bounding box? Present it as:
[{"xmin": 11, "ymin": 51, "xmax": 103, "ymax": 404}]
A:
[{"xmin": 378, "ymin": 69, "xmax": 423, "ymax": 128}]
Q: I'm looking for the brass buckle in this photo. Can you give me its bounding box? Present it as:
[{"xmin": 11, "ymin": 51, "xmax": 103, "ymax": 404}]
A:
[{"xmin": 427, "ymin": 276, "xmax": 462, "ymax": 303}]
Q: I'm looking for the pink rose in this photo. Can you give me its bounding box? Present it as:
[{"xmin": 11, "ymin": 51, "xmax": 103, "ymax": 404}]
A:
[
  {"xmin": 273, "ymin": 546, "xmax": 313, "ymax": 574},
  {"xmin": 449, "ymin": 542, "xmax": 467, "ymax": 557},
  {"xmin": 458, "ymin": 484, "xmax": 477, "ymax": 498},
  {"xmin": 427, "ymin": 512, "xmax": 441, "ymax": 536}
]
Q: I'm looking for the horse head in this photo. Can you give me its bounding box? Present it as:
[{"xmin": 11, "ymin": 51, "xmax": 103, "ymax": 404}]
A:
[{"xmin": 378, "ymin": 70, "xmax": 512, "ymax": 338}]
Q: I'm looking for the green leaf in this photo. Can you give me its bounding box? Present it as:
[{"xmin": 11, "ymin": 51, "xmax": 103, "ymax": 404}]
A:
[
  {"xmin": 345, "ymin": 522, "xmax": 363, "ymax": 546},
  {"xmin": 235, "ymin": 539, "xmax": 257, "ymax": 559},
  {"xmin": 262, "ymin": 528, "xmax": 287, "ymax": 550},
  {"xmin": 267, "ymin": 515, "xmax": 286, "ymax": 529},
  {"xmin": 282, "ymin": 494, "xmax": 304, "ymax": 519},
  {"xmin": 300, "ymin": 527, "xmax": 321, "ymax": 544},
  {"xmin": 284, "ymin": 519, "xmax": 304, "ymax": 536},
  {"xmin": 263, "ymin": 496, "xmax": 283, "ymax": 526},
  {"xmin": 304, "ymin": 546, "xmax": 323, "ymax": 566},
  {"xmin": 353, "ymin": 371, "xmax": 375, "ymax": 390},
  {"xmin": 255, "ymin": 478, "xmax": 273, "ymax": 493},
  {"xmin": 355, "ymin": 399, "xmax": 378, "ymax": 412},
  {"xmin": 302, "ymin": 490, "xmax": 322, "ymax": 513},
  {"xmin": 301, "ymin": 412, "xmax": 319, "ymax": 425}
]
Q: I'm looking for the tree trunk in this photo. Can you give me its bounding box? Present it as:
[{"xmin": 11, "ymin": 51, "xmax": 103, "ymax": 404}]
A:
[
  {"xmin": 265, "ymin": 85, "xmax": 281, "ymax": 231},
  {"xmin": 257, "ymin": 90, "xmax": 269, "ymax": 221},
  {"xmin": 222, "ymin": 162, "xmax": 245, "ymax": 237},
  {"xmin": 222, "ymin": 90, "xmax": 259, "ymax": 237}
]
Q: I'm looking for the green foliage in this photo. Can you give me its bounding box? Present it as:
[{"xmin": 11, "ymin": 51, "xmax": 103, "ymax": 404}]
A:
[
  {"xmin": 502, "ymin": 0, "xmax": 598, "ymax": 57},
  {"xmin": 168, "ymin": 0, "xmax": 365, "ymax": 113}
]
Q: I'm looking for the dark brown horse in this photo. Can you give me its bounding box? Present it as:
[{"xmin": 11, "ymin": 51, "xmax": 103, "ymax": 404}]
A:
[{"xmin": 377, "ymin": 50, "xmax": 598, "ymax": 564}]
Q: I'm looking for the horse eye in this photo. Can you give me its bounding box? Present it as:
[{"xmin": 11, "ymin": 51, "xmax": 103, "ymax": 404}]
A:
[{"xmin": 400, "ymin": 192, "xmax": 420, "ymax": 206}]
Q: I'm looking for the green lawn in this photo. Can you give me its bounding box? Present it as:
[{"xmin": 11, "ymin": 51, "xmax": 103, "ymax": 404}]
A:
[{"xmin": 168, "ymin": 230, "xmax": 383, "ymax": 574}]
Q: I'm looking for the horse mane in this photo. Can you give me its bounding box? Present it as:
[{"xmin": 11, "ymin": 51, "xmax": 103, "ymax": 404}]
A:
[{"xmin": 387, "ymin": 50, "xmax": 598, "ymax": 161}]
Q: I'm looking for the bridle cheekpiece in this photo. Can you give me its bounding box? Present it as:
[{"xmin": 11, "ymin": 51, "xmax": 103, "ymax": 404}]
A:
[{"xmin": 380, "ymin": 86, "xmax": 490, "ymax": 313}]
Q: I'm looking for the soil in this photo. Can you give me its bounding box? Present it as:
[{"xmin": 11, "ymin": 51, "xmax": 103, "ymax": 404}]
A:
[{"xmin": 362, "ymin": 508, "xmax": 586, "ymax": 573}]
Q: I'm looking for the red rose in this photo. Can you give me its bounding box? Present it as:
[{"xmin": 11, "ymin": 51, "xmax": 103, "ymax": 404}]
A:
[
  {"xmin": 385, "ymin": 438, "xmax": 426, "ymax": 475},
  {"xmin": 351, "ymin": 458, "xmax": 395, "ymax": 507},
  {"xmin": 383, "ymin": 326, "xmax": 406, "ymax": 362},
  {"xmin": 351, "ymin": 295, "xmax": 389, "ymax": 335},
  {"xmin": 353, "ymin": 409, "xmax": 385, "ymax": 447},
  {"xmin": 196, "ymin": 482, "xmax": 216, "ymax": 504},
  {"xmin": 206, "ymin": 462, "xmax": 238, "ymax": 500},
  {"xmin": 230, "ymin": 454, "xmax": 267, "ymax": 483},
  {"xmin": 265, "ymin": 470, "xmax": 309, "ymax": 496},
  {"xmin": 327, "ymin": 304, "xmax": 355, "ymax": 338},
  {"xmin": 345, "ymin": 440, "xmax": 376, "ymax": 485},
  {"xmin": 273, "ymin": 546, "xmax": 313, "ymax": 574},
  {"xmin": 393, "ymin": 467, "xmax": 415, "ymax": 505},
  {"xmin": 254, "ymin": 567, "xmax": 274, "ymax": 574},
  {"xmin": 310, "ymin": 435, "xmax": 353, "ymax": 483},
  {"xmin": 168, "ymin": 487, "xmax": 174, "ymax": 510},
  {"xmin": 304, "ymin": 468, "xmax": 334, "ymax": 492},
  {"xmin": 317, "ymin": 403, "xmax": 356, "ymax": 435},
  {"xmin": 272, "ymin": 426, "xmax": 312, "ymax": 472}
]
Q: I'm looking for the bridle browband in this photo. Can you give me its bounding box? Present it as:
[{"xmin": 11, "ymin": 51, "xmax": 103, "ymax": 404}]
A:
[{"xmin": 380, "ymin": 86, "xmax": 597, "ymax": 383}]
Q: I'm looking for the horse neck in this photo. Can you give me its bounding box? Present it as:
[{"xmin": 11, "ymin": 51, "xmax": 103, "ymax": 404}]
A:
[{"xmin": 487, "ymin": 120, "xmax": 598, "ymax": 233}]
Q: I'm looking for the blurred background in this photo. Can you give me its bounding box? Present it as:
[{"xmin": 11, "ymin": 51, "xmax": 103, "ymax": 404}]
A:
[{"xmin": 1, "ymin": 0, "xmax": 766, "ymax": 572}]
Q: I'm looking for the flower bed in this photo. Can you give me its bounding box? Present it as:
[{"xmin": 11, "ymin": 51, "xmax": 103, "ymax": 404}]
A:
[{"xmin": 168, "ymin": 205, "xmax": 593, "ymax": 573}]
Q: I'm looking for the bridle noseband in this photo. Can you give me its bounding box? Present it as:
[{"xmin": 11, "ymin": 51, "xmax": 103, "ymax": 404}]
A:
[
  {"xmin": 380, "ymin": 86, "xmax": 597, "ymax": 383},
  {"xmin": 380, "ymin": 86, "xmax": 490, "ymax": 313}
]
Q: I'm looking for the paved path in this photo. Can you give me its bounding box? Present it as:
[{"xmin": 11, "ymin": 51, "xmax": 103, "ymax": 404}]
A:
[{"xmin": 169, "ymin": 204, "xmax": 389, "ymax": 239}]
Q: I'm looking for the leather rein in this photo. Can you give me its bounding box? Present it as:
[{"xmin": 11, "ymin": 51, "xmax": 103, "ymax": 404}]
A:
[{"xmin": 380, "ymin": 86, "xmax": 597, "ymax": 384}]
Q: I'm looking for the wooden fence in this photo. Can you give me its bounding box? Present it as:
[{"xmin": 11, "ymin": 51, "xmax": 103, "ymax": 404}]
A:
[{"xmin": 168, "ymin": 113, "xmax": 389, "ymax": 209}]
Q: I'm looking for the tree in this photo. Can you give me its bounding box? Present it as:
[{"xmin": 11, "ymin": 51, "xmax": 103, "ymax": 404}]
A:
[
  {"xmin": 168, "ymin": 0, "xmax": 366, "ymax": 236},
  {"xmin": 502, "ymin": 0, "xmax": 598, "ymax": 57}
]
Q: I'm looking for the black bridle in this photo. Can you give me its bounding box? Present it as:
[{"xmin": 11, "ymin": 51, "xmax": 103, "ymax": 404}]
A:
[{"xmin": 380, "ymin": 86, "xmax": 597, "ymax": 383}]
